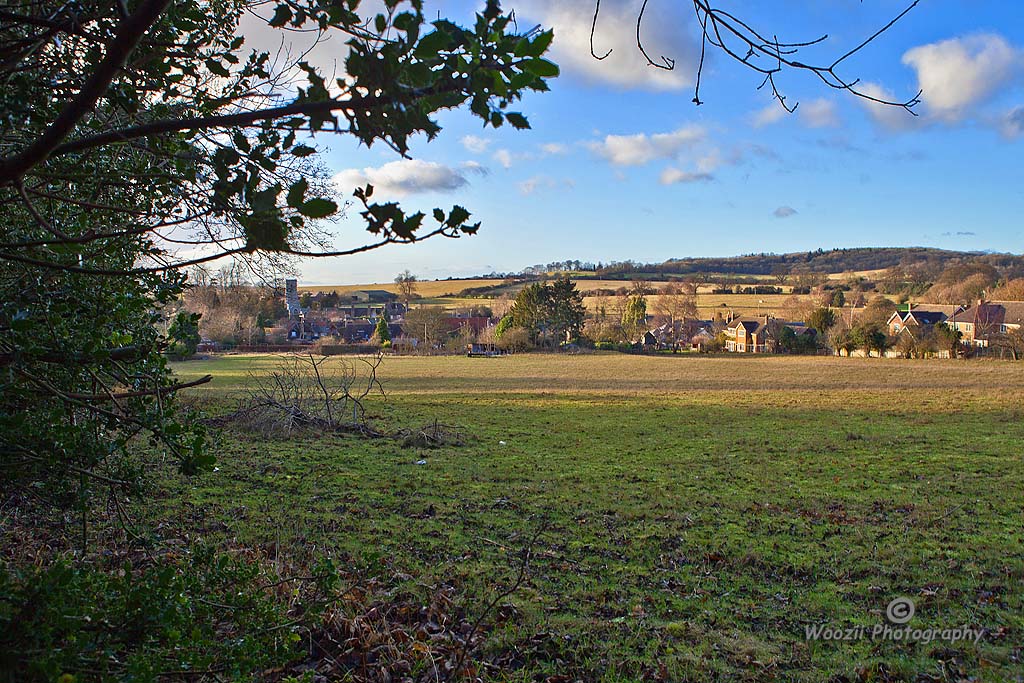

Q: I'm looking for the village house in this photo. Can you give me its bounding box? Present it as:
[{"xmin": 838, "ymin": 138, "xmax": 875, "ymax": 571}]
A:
[
  {"xmin": 445, "ymin": 315, "xmax": 497, "ymax": 336},
  {"xmin": 331, "ymin": 300, "xmax": 406, "ymax": 319},
  {"xmin": 724, "ymin": 316, "xmax": 771, "ymax": 353},
  {"xmin": 724, "ymin": 316, "xmax": 815, "ymax": 353},
  {"xmin": 886, "ymin": 304, "xmax": 960, "ymax": 339},
  {"xmin": 950, "ymin": 300, "xmax": 1024, "ymax": 347}
]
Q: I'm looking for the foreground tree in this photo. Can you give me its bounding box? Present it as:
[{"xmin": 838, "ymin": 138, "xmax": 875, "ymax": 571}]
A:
[{"xmin": 0, "ymin": 0, "xmax": 556, "ymax": 505}]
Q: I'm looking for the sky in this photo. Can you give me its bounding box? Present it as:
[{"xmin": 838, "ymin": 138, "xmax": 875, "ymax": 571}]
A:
[{"xmin": 266, "ymin": 1, "xmax": 1024, "ymax": 285}]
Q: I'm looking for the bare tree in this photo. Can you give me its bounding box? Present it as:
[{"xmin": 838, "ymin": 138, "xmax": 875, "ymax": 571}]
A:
[
  {"xmin": 394, "ymin": 270, "xmax": 419, "ymax": 307},
  {"xmin": 652, "ymin": 282, "xmax": 699, "ymax": 345},
  {"xmin": 591, "ymin": 0, "xmax": 921, "ymax": 114},
  {"xmin": 402, "ymin": 306, "xmax": 449, "ymax": 351}
]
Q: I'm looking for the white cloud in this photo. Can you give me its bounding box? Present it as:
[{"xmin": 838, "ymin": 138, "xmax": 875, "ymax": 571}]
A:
[
  {"xmin": 493, "ymin": 149, "xmax": 513, "ymax": 169},
  {"xmin": 752, "ymin": 103, "xmax": 788, "ymax": 128},
  {"xmin": 333, "ymin": 159, "xmax": 474, "ymax": 197},
  {"xmin": 586, "ymin": 125, "xmax": 706, "ymax": 166},
  {"xmin": 517, "ymin": 0, "xmax": 698, "ymax": 91},
  {"xmin": 902, "ymin": 34, "xmax": 1021, "ymax": 121},
  {"xmin": 460, "ymin": 135, "xmax": 491, "ymax": 154},
  {"xmin": 773, "ymin": 206, "xmax": 797, "ymax": 219},
  {"xmin": 1001, "ymin": 106, "xmax": 1024, "ymax": 138},
  {"xmin": 540, "ymin": 142, "xmax": 569, "ymax": 155},
  {"xmin": 659, "ymin": 168, "xmax": 712, "ymax": 185},
  {"xmin": 800, "ymin": 99, "xmax": 839, "ymax": 128}
]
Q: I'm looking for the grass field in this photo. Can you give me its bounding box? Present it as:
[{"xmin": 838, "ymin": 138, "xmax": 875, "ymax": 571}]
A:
[{"xmin": 167, "ymin": 353, "xmax": 1024, "ymax": 681}]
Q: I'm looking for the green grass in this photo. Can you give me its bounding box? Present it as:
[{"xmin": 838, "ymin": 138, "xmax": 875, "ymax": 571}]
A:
[{"xmin": 166, "ymin": 354, "xmax": 1024, "ymax": 681}]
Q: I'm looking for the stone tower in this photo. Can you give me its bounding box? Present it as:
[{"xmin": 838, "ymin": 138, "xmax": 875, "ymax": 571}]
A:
[{"xmin": 285, "ymin": 279, "xmax": 301, "ymax": 319}]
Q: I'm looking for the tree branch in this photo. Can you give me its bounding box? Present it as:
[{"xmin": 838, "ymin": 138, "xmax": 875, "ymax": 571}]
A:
[
  {"xmin": 44, "ymin": 83, "xmax": 462, "ymax": 160},
  {"xmin": 0, "ymin": 0, "xmax": 173, "ymax": 183},
  {"xmin": 57, "ymin": 374, "xmax": 213, "ymax": 402}
]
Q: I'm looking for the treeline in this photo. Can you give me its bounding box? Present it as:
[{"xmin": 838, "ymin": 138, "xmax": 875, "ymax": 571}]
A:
[
  {"xmin": 477, "ymin": 248, "xmax": 1023, "ymax": 280},
  {"xmin": 593, "ymin": 248, "xmax": 1018, "ymax": 278}
]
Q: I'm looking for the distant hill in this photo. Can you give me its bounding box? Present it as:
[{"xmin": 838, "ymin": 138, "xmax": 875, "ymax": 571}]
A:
[{"xmin": 586, "ymin": 247, "xmax": 1021, "ymax": 279}]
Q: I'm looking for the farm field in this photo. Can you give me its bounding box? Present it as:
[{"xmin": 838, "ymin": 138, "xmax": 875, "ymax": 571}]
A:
[
  {"xmin": 167, "ymin": 353, "xmax": 1024, "ymax": 681},
  {"xmin": 295, "ymin": 278, "xmax": 875, "ymax": 319},
  {"xmin": 297, "ymin": 278, "xmax": 509, "ymax": 298}
]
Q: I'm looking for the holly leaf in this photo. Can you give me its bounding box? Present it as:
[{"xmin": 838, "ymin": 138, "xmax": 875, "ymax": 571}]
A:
[
  {"xmin": 287, "ymin": 179, "xmax": 308, "ymax": 208},
  {"xmin": 269, "ymin": 4, "xmax": 292, "ymax": 27},
  {"xmin": 298, "ymin": 198, "xmax": 338, "ymax": 218},
  {"xmin": 506, "ymin": 112, "xmax": 529, "ymax": 130},
  {"xmin": 521, "ymin": 58, "xmax": 559, "ymax": 78}
]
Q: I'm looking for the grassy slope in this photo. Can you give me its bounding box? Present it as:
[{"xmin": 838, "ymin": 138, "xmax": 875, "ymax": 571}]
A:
[{"xmin": 167, "ymin": 354, "xmax": 1024, "ymax": 681}]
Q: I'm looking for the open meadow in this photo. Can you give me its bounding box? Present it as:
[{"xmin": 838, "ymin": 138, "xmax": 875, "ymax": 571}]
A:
[{"xmin": 167, "ymin": 353, "xmax": 1024, "ymax": 681}]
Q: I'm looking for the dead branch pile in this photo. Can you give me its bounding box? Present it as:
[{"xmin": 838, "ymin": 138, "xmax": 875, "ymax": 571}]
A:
[{"xmin": 210, "ymin": 353, "xmax": 386, "ymax": 437}]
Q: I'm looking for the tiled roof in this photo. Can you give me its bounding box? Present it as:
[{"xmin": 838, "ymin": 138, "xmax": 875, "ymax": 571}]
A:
[
  {"xmin": 909, "ymin": 310, "xmax": 947, "ymax": 326},
  {"xmin": 953, "ymin": 301, "xmax": 1024, "ymax": 328}
]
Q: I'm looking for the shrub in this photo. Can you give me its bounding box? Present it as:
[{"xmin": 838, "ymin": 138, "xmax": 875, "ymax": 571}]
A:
[{"xmin": 0, "ymin": 547, "xmax": 338, "ymax": 683}]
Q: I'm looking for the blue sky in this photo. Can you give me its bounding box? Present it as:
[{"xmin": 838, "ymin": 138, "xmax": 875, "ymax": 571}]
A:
[{"xmin": 293, "ymin": 1, "xmax": 1024, "ymax": 284}]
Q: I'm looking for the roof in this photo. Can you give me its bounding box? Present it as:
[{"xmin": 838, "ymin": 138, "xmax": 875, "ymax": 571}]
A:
[
  {"xmin": 445, "ymin": 316, "xmax": 495, "ymax": 333},
  {"xmin": 727, "ymin": 317, "xmax": 768, "ymax": 335},
  {"xmin": 909, "ymin": 310, "xmax": 947, "ymax": 326},
  {"xmin": 890, "ymin": 305, "xmax": 954, "ymax": 327},
  {"xmin": 783, "ymin": 322, "xmax": 816, "ymax": 336},
  {"xmin": 956, "ymin": 301, "xmax": 1024, "ymax": 327}
]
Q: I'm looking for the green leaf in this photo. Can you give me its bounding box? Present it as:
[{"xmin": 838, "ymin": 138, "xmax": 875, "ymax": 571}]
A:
[
  {"xmin": 415, "ymin": 29, "xmax": 452, "ymax": 58},
  {"xmin": 292, "ymin": 144, "xmax": 316, "ymax": 157},
  {"xmin": 269, "ymin": 4, "xmax": 292, "ymax": 27},
  {"xmin": 446, "ymin": 205, "xmax": 470, "ymax": 227},
  {"xmin": 526, "ymin": 30, "xmax": 554, "ymax": 58},
  {"xmin": 298, "ymin": 198, "xmax": 338, "ymax": 218},
  {"xmin": 287, "ymin": 179, "xmax": 308, "ymax": 208},
  {"xmin": 521, "ymin": 58, "xmax": 559, "ymax": 78},
  {"xmin": 433, "ymin": 208, "xmax": 445, "ymax": 222},
  {"xmin": 506, "ymin": 112, "xmax": 529, "ymax": 130},
  {"xmin": 232, "ymin": 131, "xmax": 250, "ymax": 152},
  {"xmin": 205, "ymin": 59, "xmax": 230, "ymax": 78}
]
